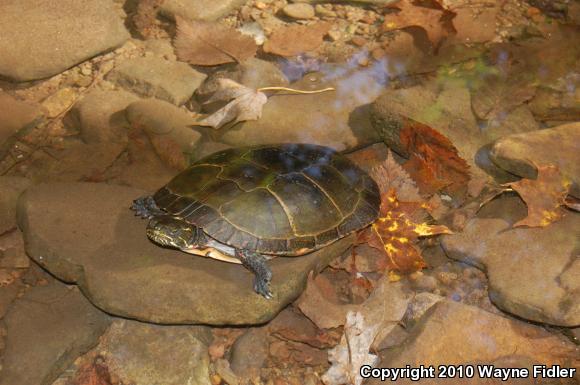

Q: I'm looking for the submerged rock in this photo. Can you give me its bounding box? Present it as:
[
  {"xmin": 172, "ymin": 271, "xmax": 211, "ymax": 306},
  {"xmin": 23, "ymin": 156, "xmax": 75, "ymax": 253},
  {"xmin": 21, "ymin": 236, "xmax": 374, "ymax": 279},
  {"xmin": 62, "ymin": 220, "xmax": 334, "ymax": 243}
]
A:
[
  {"xmin": 369, "ymin": 301, "xmax": 579, "ymax": 385},
  {"xmin": 64, "ymin": 89, "xmax": 139, "ymax": 144},
  {"xmin": 0, "ymin": 92, "xmax": 44, "ymax": 160},
  {"xmin": 490, "ymin": 122, "xmax": 580, "ymax": 197},
  {"xmin": 94, "ymin": 320, "xmax": 212, "ymax": 385},
  {"xmin": 0, "ymin": 280, "xmax": 111, "ymax": 385},
  {"xmin": 107, "ymin": 57, "xmax": 207, "ymax": 106},
  {"xmin": 441, "ymin": 213, "xmax": 580, "ymax": 327},
  {"xmin": 0, "ymin": 177, "xmax": 32, "ymax": 234},
  {"xmin": 159, "ymin": 0, "xmax": 247, "ymax": 22},
  {"xmin": 218, "ymin": 71, "xmax": 381, "ymax": 151},
  {"xmin": 17, "ymin": 183, "xmax": 354, "ymax": 325},
  {"xmin": 370, "ymin": 81, "xmax": 539, "ymax": 179},
  {"xmin": 0, "ymin": 0, "xmax": 128, "ymax": 82}
]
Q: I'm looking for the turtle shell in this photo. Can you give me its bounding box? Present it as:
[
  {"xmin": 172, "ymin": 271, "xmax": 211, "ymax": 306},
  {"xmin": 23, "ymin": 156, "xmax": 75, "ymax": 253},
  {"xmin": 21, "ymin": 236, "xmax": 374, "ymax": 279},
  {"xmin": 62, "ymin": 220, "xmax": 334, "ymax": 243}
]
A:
[{"xmin": 153, "ymin": 144, "xmax": 380, "ymax": 256}]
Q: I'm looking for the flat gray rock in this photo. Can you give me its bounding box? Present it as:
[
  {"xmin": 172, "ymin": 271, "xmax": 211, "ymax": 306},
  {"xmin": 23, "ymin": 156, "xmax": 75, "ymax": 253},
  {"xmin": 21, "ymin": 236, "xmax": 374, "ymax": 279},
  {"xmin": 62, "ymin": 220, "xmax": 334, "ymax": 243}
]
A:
[
  {"xmin": 107, "ymin": 57, "xmax": 207, "ymax": 105},
  {"xmin": 159, "ymin": 0, "xmax": 247, "ymax": 22},
  {"xmin": 0, "ymin": 281, "xmax": 110, "ymax": 385},
  {"xmin": 441, "ymin": 213, "xmax": 580, "ymax": 326},
  {"xmin": 490, "ymin": 122, "xmax": 580, "ymax": 197},
  {"xmin": 17, "ymin": 183, "xmax": 354, "ymax": 325},
  {"xmin": 0, "ymin": 0, "xmax": 129, "ymax": 82}
]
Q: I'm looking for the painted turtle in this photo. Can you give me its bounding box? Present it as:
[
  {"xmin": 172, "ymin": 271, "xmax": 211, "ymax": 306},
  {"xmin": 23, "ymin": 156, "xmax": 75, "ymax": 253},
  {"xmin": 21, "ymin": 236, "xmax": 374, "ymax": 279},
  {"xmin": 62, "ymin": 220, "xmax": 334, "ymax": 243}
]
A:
[{"xmin": 132, "ymin": 144, "xmax": 380, "ymax": 298}]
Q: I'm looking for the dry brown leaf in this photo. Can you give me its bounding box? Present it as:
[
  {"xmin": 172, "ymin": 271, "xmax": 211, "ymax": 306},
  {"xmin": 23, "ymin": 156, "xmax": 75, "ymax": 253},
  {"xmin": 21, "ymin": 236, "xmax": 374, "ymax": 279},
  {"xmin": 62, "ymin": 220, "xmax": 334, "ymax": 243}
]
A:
[
  {"xmin": 263, "ymin": 22, "xmax": 331, "ymax": 57},
  {"xmin": 504, "ymin": 164, "xmax": 571, "ymax": 228},
  {"xmin": 564, "ymin": 195, "xmax": 580, "ymax": 212},
  {"xmin": 471, "ymin": 74, "xmax": 537, "ymax": 124},
  {"xmin": 297, "ymin": 273, "xmax": 410, "ymax": 333},
  {"xmin": 369, "ymin": 149, "xmax": 421, "ymax": 202},
  {"xmin": 322, "ymin": 312, "xmax": 379, "ymax": 385},
  {"xmin": 381, "ymin": 0, "xmax": 453, "ymax": 48},
  {"xmin": 148, "ymin": 134, "xmax": 189, "ymax": 170},
  {"xmin": 196, "ymin": 79, "xmax": 268, "ymax": 128},
  {"xmin": 399, "ymin": 117, "xmax": 470, "ymax": 197},
  {"xmin": 174, "ymin": 15, "xmax": 257, "ymax": 66}
]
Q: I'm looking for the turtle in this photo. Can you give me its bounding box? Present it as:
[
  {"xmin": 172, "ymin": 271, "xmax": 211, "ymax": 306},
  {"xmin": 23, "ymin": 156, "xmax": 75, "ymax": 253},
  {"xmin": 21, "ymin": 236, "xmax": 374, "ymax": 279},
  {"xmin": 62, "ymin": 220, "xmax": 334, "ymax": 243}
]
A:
[{"xmin": 131, "ymin": 143, "xmax": 380, "ymax": 299}]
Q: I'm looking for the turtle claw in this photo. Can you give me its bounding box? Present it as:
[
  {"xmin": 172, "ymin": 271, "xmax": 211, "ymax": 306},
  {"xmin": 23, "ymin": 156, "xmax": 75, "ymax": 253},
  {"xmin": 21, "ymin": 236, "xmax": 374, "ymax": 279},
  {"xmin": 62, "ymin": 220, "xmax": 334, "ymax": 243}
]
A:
[
  {"xmin": 131, "ymin": 196, "xmax": 163, "ymax": 219},
  {"xmin": 254, "ymin": 278, "xmax": 273, "ymax": 299}
]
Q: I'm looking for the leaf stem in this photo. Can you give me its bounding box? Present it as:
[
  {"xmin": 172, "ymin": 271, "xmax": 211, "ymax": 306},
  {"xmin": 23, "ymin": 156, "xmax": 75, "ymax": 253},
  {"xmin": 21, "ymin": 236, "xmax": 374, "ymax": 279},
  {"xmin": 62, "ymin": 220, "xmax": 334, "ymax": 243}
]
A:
[{"xmin": 257, "ymin": 86, "xmax": 335, "ymax": 94}]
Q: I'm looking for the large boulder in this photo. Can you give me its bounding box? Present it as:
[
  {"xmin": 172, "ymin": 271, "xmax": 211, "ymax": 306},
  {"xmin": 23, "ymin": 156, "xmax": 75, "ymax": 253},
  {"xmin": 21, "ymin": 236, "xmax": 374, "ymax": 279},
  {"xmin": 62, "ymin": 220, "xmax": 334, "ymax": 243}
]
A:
[
  {"xmin": 0, "ymin": 0, "xmax": 129, "ymax": 81},
  {"xmin": 17, "ymin": 183, "xmax": 354, "ymax": 325}
]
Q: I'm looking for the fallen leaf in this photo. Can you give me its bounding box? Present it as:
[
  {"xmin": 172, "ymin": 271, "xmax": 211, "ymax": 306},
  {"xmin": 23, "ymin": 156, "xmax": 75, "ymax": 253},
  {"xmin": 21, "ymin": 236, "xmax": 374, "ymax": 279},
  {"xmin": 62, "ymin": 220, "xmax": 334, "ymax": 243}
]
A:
[
  {"xmin": 366, "ymin": 189, "xmax": 452, "ymax": 273},
  {"xmin": 297, "ymin": 273, "xmax": 411, "ymax": 336},
  {"xmin": 69, "ymin": 356, "xmax": 113, "ymax": 385},
  {"xmin": 504, "ymin": 164, "xmax": 571, "ymax": 227},
  {"xmin": 174, "ymin": 15, "xmax": 258, "ymax": 66},
  {"xmin": 148, "ymin": 134, "xmax": 189, "ymax": 170},
  {"xmin": 471, "ymin": 74, "xmax": 537, "ymax": 125},
  {"xmin": 196, "ymin": 79, "xmax": 268, "ymax": 128},
  {"xmin": 369, "ymin": 149, "xmax": 422, "ymax": 202},
  {"xmin": 399, "ymin": 117, "xmax": 470, "ymax": 197},
  {"xmin": 564, "ymin": 195, "xmax": 580, "ymax": 212},
  {"xmin": 381, "ymin": 0, "xmax": 453, "ymax": 48},
  {"xmin": 263, "ymin": 22, "xmax": 331, "ymax": 57},
  {"xmin": 321, "ymin": 312, "xmax": 379, "ymax": 385}
]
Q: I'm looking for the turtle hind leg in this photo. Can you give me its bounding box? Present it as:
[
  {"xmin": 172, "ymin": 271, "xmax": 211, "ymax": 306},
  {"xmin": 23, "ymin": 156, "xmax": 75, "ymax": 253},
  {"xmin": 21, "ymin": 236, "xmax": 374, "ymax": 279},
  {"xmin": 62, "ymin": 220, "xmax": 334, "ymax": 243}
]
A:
[
  {"xmin": 235, "ymin": 249, "xmax": 273, "ymax": 299},
  {"xmin": 131, "ymin": 196, "xmax": 164, "ymax": 219}
]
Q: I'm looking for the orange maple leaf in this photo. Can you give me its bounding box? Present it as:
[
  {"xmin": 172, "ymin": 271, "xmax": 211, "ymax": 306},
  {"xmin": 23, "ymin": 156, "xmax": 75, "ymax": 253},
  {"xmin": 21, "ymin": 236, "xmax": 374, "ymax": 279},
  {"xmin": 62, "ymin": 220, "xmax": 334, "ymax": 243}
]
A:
[
  {"xmin": 363, "ymin": 189, "xmax": 452, "ymax": 273},
  {"xmin": 399, "ymin": 117, "xmax": 470, "ymax": 198},
  {"xmin": 504, "ymin": 164, "xmax": 571, "ymax": 228}
]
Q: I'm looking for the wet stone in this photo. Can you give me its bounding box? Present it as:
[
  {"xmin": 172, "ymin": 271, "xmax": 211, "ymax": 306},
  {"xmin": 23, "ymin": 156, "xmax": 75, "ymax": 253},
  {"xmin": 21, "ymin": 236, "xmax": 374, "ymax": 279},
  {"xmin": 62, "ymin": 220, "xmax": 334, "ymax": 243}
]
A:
[
  {"xmin": 106, "ymin": 56, "xmax": 207, "ymax": 105},
  {"xmin": 441, "ymin": 212, "xmax": 580, "ymax": 326},
  {"xmin": 489, "ymin": 122, "xmax": 580, "ymax": 198},
  {"xmin": 0, "ymin": 93, "xmax": 44, "ymax": 161},
  {"xmin": 0, "ymin": 177, "xmax": 33, "ymax": 234},
  {"xmin": 95, "ymin": 320, "xmax": 212, "ymax": 385},
  {"xmin": 17, "ymin": 182, "xmax": 355, "ymax": 325},
  {"xmin": 0, "ymin": 0, "xmax": 128, "ymax": 82},
  {"xmin": 369, "ymin": 301, "xmax": 579, "ymax": 385},
  {"xmin": 159, "ymin": 0, "xmax": 247, "ymax": 22},
  {"xmin": 283, "ymin": 4, "xmax": 316, "ymax": 19},
  {"xmin": 0, "ymin": 280, "xmax": 111, "ymax": 385},
  {"xmin": 218, "ymin": 71, "xmax": 381, "ymax": 151},
  {"xmin": 64, "ymin": 89, "xmax": 140, "ymax": 144}
]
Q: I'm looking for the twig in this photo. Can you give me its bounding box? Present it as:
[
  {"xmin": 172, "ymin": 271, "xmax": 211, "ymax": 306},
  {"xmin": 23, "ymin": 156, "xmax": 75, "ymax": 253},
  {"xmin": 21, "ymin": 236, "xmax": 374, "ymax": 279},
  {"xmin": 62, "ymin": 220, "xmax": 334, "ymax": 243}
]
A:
[{"xmin": 257, "ymin": 86, "xmax": 335, "ymax": 94}]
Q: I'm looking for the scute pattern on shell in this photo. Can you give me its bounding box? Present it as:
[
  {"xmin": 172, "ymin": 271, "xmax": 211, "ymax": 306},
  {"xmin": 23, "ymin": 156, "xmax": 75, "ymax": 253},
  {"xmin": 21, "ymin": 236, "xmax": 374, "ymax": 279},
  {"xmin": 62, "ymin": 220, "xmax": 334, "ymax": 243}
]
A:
[{"xmin": 153, "ymin": 144, "xmax": 380, "ymax": 255}]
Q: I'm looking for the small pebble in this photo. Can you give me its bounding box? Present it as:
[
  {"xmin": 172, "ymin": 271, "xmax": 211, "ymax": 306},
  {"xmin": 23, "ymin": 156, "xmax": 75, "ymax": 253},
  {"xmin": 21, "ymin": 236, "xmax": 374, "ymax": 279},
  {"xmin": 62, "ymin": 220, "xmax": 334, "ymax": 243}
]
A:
[
  {"xmin": 283, "ymin": 3, "xmax": 315, "ymax": 20},
  {"xmin": 371, "ymin": 47, "xmax": 386, "ymax": 60},
  {"xmin": 350, "ymin": 36, "xmax": 367, "ymax": 47}
]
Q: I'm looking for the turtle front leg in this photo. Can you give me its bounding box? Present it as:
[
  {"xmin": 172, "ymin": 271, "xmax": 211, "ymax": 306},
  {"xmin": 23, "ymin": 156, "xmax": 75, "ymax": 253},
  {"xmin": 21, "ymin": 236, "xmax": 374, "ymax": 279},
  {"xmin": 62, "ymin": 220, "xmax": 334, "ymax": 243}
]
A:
[
  {"xmin": 132, "ymin": 196, "xmax": 164, "ymax": 219},
  {"xmin": 235, "ymin": 249, "xmax": 273, "ymax": 299}
]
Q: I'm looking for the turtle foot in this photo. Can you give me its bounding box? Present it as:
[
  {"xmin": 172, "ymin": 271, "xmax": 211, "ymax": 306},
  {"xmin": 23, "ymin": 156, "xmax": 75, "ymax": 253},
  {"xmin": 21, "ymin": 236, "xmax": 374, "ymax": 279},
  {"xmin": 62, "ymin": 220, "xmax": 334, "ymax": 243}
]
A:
[
  {"xmin": 131, "ymin": 196, "xmax": 162, "ymax": 219},
  {"xmin": 254, "ymin": 277, "xmax": 273, "ymax": 300}
]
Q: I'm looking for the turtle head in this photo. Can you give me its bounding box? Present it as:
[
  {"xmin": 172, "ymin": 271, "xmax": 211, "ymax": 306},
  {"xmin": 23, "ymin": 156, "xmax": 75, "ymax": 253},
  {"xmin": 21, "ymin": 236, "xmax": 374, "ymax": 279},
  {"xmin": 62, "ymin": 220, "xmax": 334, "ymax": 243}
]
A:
[{"xmin": 146, "ymin": 216, "xmax": 200, "ymax": 250}]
